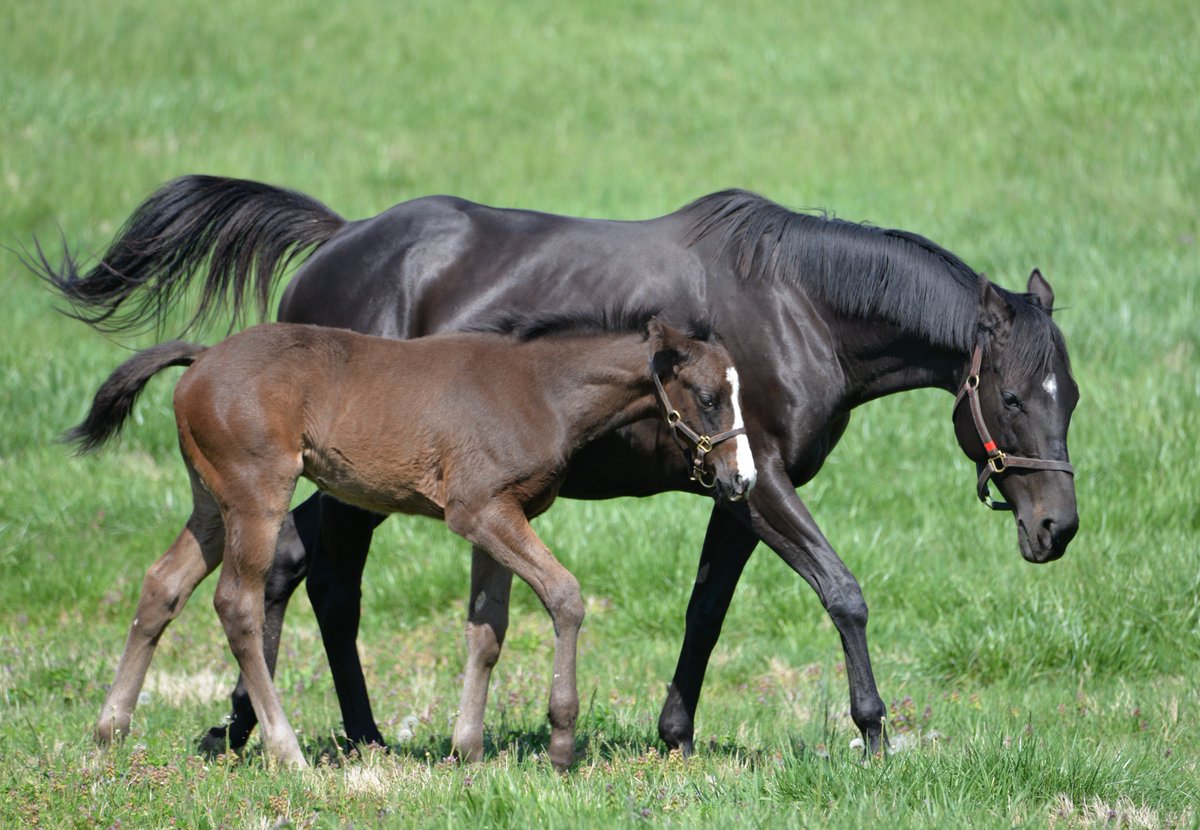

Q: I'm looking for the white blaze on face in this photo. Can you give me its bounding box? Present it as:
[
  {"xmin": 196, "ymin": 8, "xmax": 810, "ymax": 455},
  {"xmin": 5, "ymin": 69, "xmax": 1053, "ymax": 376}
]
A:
[
  {"xmin": 1042, "ymin": 373, "xmax": 1058, "ymax": 400},
  {"xmin": 726, "ymin": 367, "xmax": 757, "ymax": 486}
]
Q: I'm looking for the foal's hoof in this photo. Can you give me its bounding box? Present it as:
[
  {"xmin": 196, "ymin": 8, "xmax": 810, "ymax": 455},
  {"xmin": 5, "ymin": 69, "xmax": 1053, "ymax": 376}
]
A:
[
  {"xmin": 95, "ymin": 714, "xmax": 131, "ymax": 745},
  {"xmin": 548, "ymin": 734, "xmax": 576, "ymax": 772}
]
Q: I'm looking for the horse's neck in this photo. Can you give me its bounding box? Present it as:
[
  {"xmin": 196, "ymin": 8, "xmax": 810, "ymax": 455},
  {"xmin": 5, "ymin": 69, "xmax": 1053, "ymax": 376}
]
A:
[
  {"xmin": 532, "ymin": 336, "xmax": 655, "ymax": 447},
  {"xmin": 832, "ymin": 318, "xmax": 970, "ymax": 408}
]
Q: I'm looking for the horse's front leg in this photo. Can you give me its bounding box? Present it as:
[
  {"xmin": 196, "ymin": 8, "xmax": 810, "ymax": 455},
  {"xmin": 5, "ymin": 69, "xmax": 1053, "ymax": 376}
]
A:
[
  {"xmin": 307, "ymin": 495, "xmax": 388, "ymax": 748},
  {"xmin": 748, "ymin": 462, "xmax": 887, "ymax": 756},
  {"xmin": 658, "ymin": 502, "xmax": 758, "ymax": 755},
  {"xmin": 452, "ymin": 546, "xmax": 514, "ymax": 762},
  {"xmin": 199, "ymin": 493, "xmax": 320, "ymax": 756}
]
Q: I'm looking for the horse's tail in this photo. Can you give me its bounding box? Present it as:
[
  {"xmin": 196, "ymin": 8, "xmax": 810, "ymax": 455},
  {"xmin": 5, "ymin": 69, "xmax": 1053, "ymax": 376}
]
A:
[
  {"xmin": 66, "ymin": 341, "xmax": 207, "ymax": 454},
  {"xmin": 29, "ymin": 175, "xmax": 346, "ymax": 336}
]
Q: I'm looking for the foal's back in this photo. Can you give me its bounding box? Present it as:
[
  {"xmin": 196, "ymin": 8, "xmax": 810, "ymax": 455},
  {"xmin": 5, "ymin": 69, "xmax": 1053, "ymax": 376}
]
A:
[{"xmin": 173, "ymin": 323, "xmax": 609, "ymax": 521}]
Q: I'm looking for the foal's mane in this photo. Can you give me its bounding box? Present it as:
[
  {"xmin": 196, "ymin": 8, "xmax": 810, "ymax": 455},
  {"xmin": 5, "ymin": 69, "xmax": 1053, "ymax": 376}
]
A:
[
  {"xmin": 682, "ymin": 189, "xmax": 1064, "ymax": 378},
  {"xmin": 471, "ymin": 305, "xmax": 716, "ymax": 343}
]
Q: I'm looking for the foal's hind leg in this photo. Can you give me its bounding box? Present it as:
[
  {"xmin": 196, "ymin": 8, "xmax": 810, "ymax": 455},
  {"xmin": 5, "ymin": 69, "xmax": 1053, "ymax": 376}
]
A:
[
  {"xmin": 452, "ymin": 546, "xmax": 514, "ymax": 762},
  {"xmin": 96, "ymin": 474, "xmax": 224, "ymax": 744},
  {"xmin": 447, "ymin": 500, "xmax": 584, "ymax": 771},
  {"xmin": 200, "ymin": 495, "xmax": 319, "ymax": 757},
  {"xmin": 211, "ymin": 474, "xmax": 308, "ymax": 768}
]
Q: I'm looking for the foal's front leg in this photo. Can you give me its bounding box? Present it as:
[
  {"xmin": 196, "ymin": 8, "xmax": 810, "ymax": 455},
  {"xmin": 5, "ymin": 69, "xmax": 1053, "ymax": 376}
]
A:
[{"xmin": 447, "ymin": 501, "xmax": 584, "ymax": 771}]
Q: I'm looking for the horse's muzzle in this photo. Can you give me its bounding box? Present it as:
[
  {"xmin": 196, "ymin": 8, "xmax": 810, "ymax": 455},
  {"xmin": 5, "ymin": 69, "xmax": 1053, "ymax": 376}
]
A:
[{"xmin": 1018, "ymin": 514, "xmax": 1078, "ymax": 563}]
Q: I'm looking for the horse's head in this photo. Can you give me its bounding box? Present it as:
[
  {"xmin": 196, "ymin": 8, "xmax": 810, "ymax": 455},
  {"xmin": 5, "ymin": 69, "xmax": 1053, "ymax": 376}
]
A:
[
  {"xmin": 648, "ymin": 319, "xmax": 757, "ymax": 502},
  {"xmin": 953, "ymin": 270, "xmax": 1079, "ymax": 563}
]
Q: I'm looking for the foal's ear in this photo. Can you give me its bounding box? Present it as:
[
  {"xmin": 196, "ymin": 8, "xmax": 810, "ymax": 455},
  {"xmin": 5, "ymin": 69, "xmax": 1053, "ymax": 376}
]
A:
[
  {"xmin": 1026, "ymin": 268, "xmax": 1055, "ymax": 314},
  {"xmin": 647, "ymin": 317, "xmax": 693, "ymax": 371}
]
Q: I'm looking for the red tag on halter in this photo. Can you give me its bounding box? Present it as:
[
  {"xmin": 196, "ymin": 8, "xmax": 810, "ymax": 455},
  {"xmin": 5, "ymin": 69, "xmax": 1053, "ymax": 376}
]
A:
[{"xmin": 984, "ymin": 440, "xmax": 998, "ymax": 454}]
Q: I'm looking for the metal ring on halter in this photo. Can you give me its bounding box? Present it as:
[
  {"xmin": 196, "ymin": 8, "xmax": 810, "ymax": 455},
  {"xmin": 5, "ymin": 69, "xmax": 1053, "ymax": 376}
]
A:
[{"xmin": 692, "ymin": 464, "xmax": 716, "ymax": 488}]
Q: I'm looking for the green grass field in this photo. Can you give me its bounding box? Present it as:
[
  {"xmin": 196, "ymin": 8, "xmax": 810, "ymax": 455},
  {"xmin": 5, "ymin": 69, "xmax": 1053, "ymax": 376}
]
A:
[{"xmin": 2, "ymin": 1, "xmax": 1198, "ymax": 827}]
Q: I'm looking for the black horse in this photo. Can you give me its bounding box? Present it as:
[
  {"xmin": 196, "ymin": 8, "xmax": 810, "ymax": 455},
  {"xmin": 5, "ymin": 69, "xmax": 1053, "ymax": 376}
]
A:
[{"xmin": 37, "ymin": 177, "xmax": 1078, "ymax": 759}]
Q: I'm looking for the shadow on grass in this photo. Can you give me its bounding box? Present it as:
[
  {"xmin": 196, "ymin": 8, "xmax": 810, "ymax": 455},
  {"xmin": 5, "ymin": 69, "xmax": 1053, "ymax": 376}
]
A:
[{"xmin": 196, "ymin": 722, "xmax": 797, "ymax": 770}]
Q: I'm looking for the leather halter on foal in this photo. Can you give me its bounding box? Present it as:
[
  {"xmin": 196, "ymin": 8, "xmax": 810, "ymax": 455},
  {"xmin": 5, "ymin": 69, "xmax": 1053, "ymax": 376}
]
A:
[
  {"xmin": 651, "ymin": 365, "xmax": 746, "ymax": 489},
  {"xmin": 953, "ymin": 344, "xmax": 1075, "ymax": 511}
]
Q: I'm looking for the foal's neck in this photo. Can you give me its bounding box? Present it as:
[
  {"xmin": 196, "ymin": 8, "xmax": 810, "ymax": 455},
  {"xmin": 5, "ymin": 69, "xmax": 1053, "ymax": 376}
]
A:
[{"xmin": 533, "ymin": 335, "xmax": 657, "ymax": 448}]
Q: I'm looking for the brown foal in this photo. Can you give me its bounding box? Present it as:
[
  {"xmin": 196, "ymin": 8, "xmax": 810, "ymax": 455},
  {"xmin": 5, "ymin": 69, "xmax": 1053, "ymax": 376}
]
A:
[{"xmin": 71, "ymin": 316, "xmax": 754, "ymax": 769}]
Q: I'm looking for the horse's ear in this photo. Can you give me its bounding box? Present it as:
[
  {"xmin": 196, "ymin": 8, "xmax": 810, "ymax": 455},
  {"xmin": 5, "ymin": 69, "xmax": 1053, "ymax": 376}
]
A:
[
  {"xmin": 648, "ymin": 317, "xmax": 692, "ymax": 372},
  {"xmin": 978, "ymin": 275, "xmax": 1014, "ymax": 330},
  {"xmin": 1027, "ymin": 268, "xmax": 1055, "ymax": 314}
]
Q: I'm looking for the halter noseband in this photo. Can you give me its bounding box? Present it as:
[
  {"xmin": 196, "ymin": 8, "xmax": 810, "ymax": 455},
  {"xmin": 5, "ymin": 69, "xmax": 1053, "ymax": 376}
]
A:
[
  {"xmin": 651, "ymin": 363, "xmax": 746, "ymax": 489},
  {"xmin": 953, "ymin": 345, "xmax": 1075, "ymax": 511}
]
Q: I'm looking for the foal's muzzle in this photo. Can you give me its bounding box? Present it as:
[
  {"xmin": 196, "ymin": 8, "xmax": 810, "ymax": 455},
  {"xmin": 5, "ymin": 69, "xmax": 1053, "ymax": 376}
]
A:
[{"xmin": 721, "ymin": 471, "xmax": 755, "ymax": 502}]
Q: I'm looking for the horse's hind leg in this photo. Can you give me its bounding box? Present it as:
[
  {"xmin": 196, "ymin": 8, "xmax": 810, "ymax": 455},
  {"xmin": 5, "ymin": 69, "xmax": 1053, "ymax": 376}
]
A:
[
  {"xmin": 307, "ymin": 495, "xmax": 389, "ymax": 748},
  {"xmin": 447, "ymin": 500, "xmax": 583, "ymax": 771},
  {"xmin": 96, "ymin": 473, "xmax": 224, "ymax": 744},
  {"xmin": 452, "ymin": 546, "xmax": 514, "ymax": 762}
]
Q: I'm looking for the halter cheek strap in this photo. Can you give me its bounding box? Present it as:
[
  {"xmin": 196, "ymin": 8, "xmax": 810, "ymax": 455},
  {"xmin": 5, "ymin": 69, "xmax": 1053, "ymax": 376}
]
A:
[
  {"xmin": 953, "ymin": 345, "xmax": 1075, "ymax": 510},
  {"xmin": 651, "ymin": 364, "xmax": 746, "ymax": 489}
]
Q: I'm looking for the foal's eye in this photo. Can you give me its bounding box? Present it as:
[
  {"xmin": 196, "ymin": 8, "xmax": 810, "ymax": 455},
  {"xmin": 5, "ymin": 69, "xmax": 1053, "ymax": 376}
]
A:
[
  {"xmin": 698, "ymin": 393, "xmax": 717, "ymax": 409},
  {"xmin": 1001, "ymin": 390, "xmax": 1022, "ymax": 410}
]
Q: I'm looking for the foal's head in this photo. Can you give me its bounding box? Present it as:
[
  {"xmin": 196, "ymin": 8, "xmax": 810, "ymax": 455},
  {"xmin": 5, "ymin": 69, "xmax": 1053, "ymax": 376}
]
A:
[{"xmin": 648, "ymin": 319, "xmax": 756, "ymax": 502}]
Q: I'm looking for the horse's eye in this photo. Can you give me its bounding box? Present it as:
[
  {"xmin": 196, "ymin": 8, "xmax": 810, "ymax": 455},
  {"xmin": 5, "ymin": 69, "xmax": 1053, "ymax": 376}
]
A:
[
  {"xmin": 1001, "ymin": 390, "xmax": 1022, "ymax": 410},
  {"xmin": 698, "ymin": 393, "xmax": 716, "ymax": 409}
]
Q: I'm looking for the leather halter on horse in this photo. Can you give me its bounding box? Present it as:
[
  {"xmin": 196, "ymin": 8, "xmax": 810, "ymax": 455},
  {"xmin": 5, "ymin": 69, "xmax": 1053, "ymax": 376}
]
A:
[
  {"xmin": 953, "ymin": 345, "xmax": 1075, "ymax": 510},
  {"xmin": 651, "ymin": 363, "xmax": 746, "ymax": 489}
]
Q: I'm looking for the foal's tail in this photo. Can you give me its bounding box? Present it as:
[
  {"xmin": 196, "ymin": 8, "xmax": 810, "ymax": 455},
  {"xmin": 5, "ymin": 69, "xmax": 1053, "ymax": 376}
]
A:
[
  {"xmin": 67, "ymin": 341, "xmax": 207, "ymax": 454},
  {"xmin": 28, "ymin": 175, "xmax": 346, "ymax": 336}
]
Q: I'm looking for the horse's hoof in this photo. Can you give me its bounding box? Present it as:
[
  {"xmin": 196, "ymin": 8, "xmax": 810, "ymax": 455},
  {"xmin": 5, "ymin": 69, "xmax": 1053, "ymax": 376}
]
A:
[{"xmin": 197, "ymin": 727, "xmax": 231, "ymax": 759}]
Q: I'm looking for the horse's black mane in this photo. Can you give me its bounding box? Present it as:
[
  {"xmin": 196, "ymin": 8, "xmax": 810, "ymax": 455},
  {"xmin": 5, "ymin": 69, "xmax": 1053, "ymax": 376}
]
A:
[
  {"xmin": 471, "ymin": 305, "xmax": 716, "ymax": 343},
  {"xmin": 683, "ymin": 189, "xmax": 1063, "ymax": 378}
]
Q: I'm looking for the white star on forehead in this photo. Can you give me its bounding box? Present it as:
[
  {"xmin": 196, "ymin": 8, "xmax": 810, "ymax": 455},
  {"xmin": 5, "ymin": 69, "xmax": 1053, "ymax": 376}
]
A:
[{"xmin": 1042, "ymin": 373, "xmax": 1058, "ymax": 399}]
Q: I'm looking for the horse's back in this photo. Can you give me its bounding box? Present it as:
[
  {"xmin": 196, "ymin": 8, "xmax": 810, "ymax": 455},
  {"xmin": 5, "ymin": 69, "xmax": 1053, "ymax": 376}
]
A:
[{"xmin": 277, "ymin": 196, "xmax": 706, "ymax": 338}]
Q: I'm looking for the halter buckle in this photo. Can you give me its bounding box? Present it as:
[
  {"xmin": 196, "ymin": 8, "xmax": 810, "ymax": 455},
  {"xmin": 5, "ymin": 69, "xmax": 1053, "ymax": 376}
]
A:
[
  {"xmin": 987, "ymin": 450, "xmax": 1007, "ymax": 474},
  {"xmin": 696, "ymin": 435, "xmax": 713, "ymax": 453}
]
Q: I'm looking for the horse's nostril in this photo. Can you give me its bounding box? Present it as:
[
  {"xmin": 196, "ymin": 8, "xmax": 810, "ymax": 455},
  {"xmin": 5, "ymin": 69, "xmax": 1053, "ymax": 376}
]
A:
[{"xmin": 1043, "ymin": 516, "xmax": 1078, "ymax": 550}]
